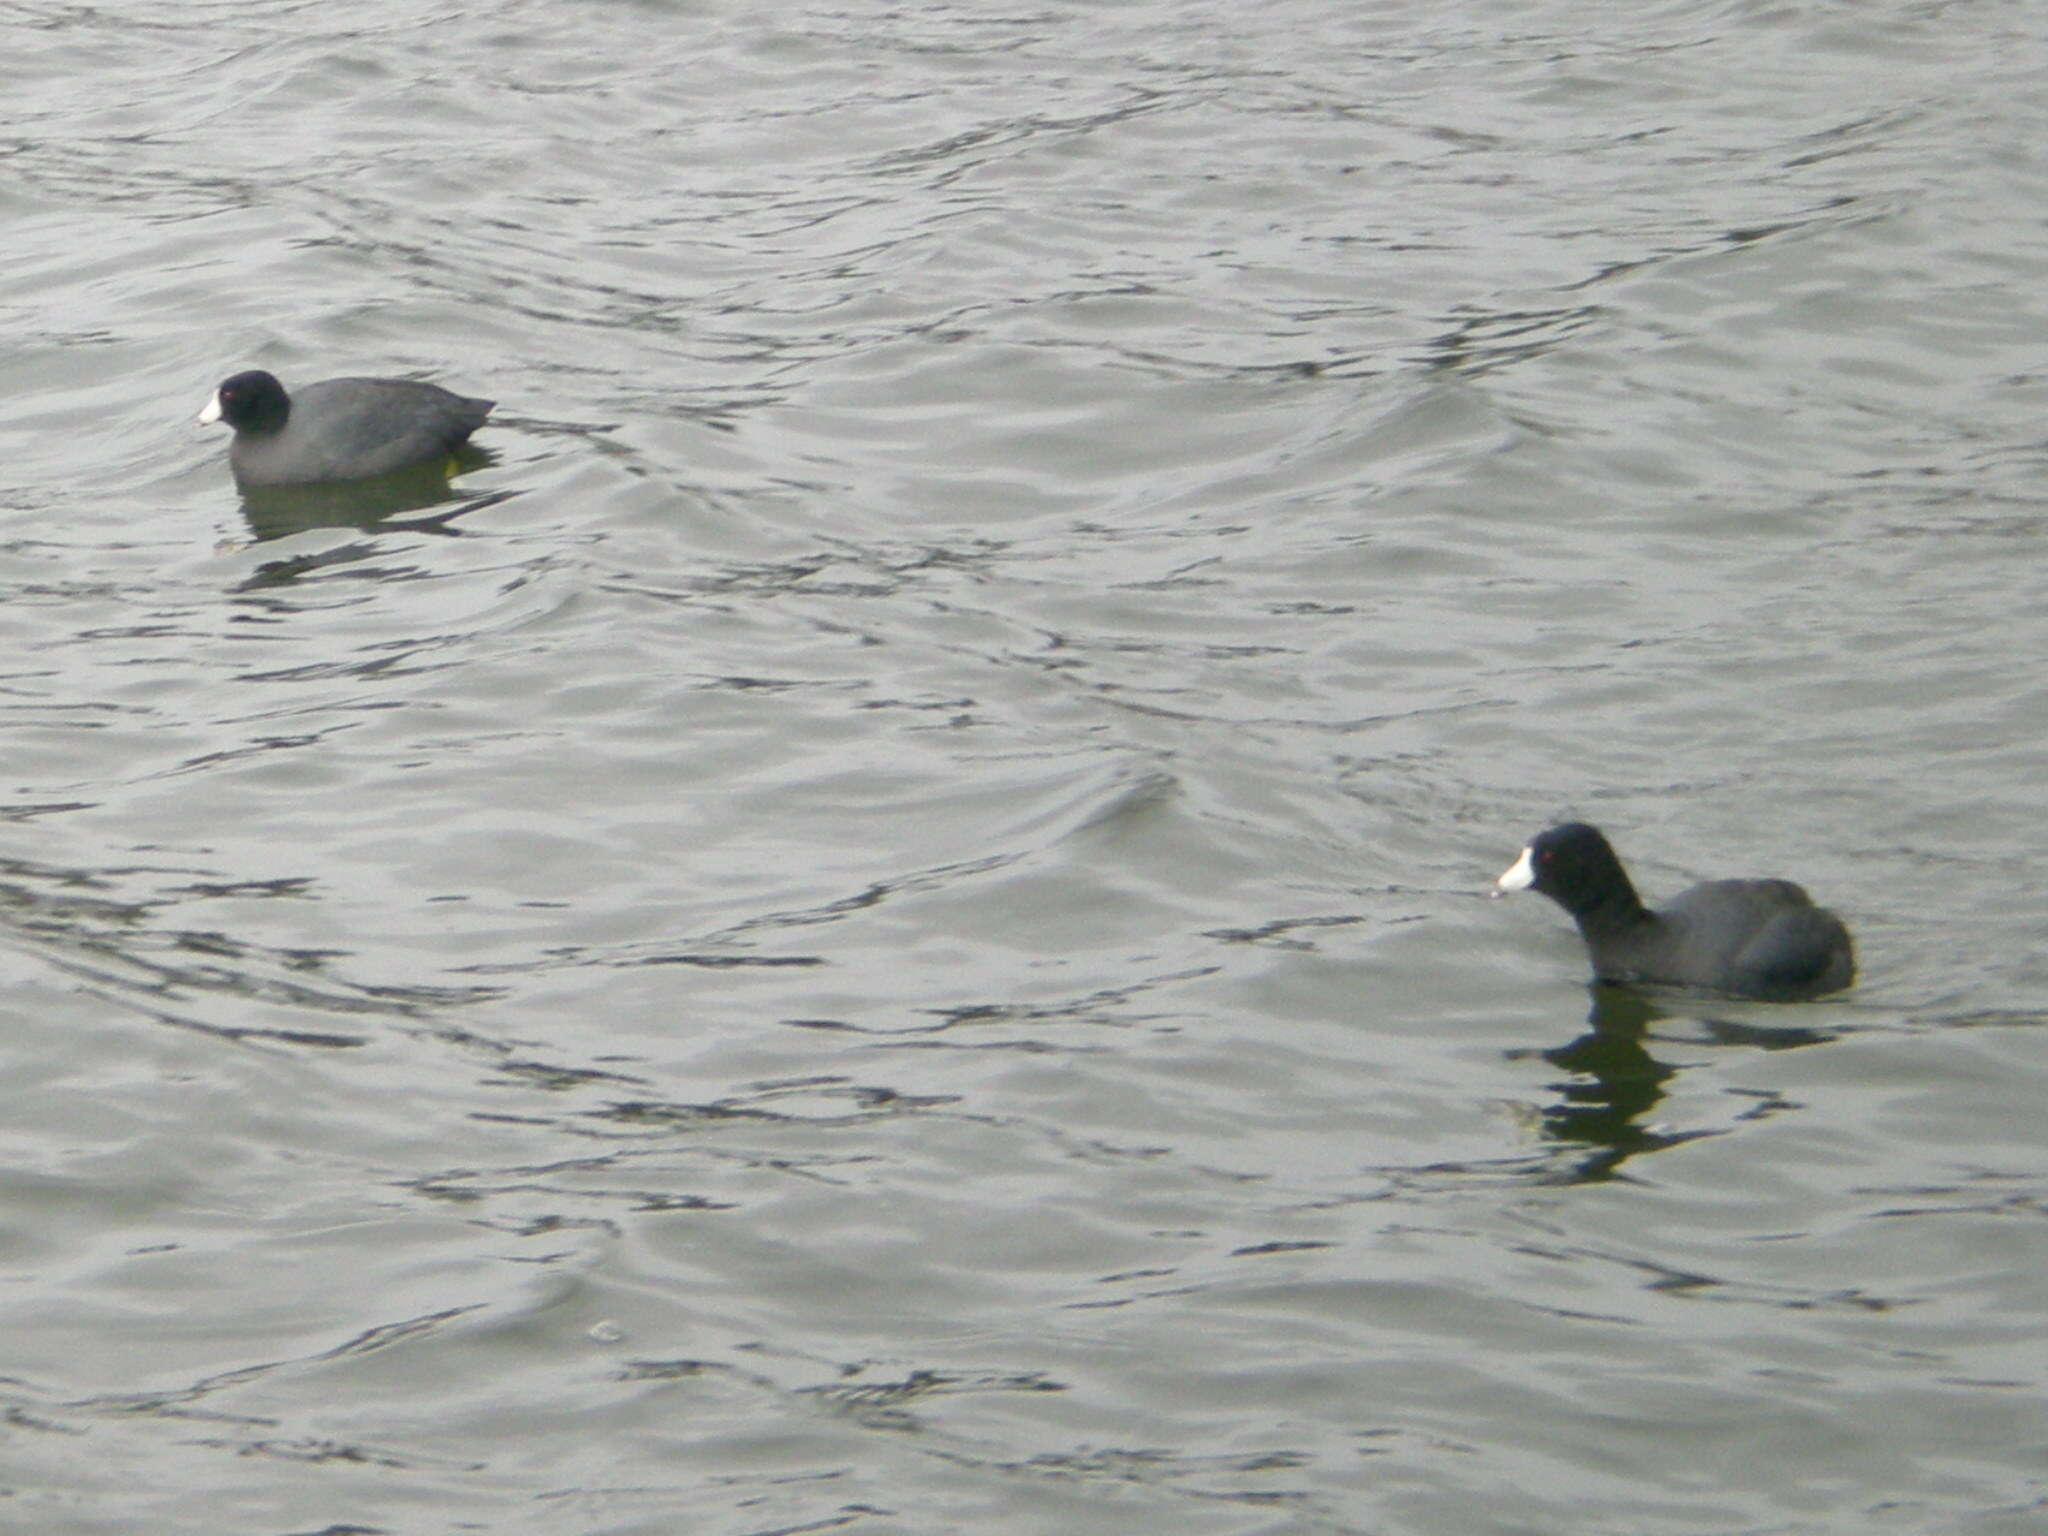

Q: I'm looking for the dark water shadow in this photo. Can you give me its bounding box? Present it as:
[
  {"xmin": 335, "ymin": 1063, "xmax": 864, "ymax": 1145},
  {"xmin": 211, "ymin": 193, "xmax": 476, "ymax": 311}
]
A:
[
  {"xmin": 234, "ymin": 445, "xmax": 509, "ymax": 543},
  {"xmin": 1511, "ymin": 985, "xmax": 1838, "ymax": 1183}
]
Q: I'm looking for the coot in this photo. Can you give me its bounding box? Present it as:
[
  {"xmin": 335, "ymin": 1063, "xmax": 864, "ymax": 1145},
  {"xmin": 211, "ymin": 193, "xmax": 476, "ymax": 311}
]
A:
[
  {"xmin": 1494, "ymin": 822, "xmax": 1854, "ymax": 999},
  {"xmin": 198, "ymin": 369, "xmax": 493, "ymax": 487}
]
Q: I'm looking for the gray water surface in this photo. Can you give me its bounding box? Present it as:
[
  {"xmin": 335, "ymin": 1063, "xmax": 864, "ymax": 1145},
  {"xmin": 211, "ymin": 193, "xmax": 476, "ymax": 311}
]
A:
[{"xmin": 5, "ymin": 1, "xmax": 2048, "ymax": 1532}]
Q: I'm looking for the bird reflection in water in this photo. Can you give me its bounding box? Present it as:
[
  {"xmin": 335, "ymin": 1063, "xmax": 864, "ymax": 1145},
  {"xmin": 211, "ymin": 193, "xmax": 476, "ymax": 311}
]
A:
[
  {"xmin": 234, "ymin": 445, "xmax": 508, "ymax": 543},
  {"xmin": 1513, "ymin": 985, "xmax": 1838, "ymax": 1183}
]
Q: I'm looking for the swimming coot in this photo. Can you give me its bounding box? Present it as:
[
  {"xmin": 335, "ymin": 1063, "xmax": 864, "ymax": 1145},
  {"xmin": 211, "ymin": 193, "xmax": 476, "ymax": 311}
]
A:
[
  {"xmin": 1494, "ymin": 822, "xmax": 1854, "ymax": 999},
  {"xmin": 198, "ymin": 369, "xmax": 494, "ymax": 487}
]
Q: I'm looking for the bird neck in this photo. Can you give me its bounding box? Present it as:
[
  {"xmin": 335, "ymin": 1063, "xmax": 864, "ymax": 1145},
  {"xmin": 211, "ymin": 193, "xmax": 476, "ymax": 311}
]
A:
[{"xmin": 1562, "ymin": 880, "xmax": 1651, "ymax": 937}]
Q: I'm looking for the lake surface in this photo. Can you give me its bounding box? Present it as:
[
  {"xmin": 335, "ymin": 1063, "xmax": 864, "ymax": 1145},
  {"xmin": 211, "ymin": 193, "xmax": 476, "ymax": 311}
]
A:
[{"xmin": 5, "ymin": 1, "xmax": 2048, "ymax": 1531}]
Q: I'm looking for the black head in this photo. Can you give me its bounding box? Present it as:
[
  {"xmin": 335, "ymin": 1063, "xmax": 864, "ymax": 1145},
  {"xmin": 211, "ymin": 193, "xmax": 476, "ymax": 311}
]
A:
[
  {"xmin": 1495, "ymin": 822, "xmax": 1641, "ymax": 917},
  {"xmin": 206, "ymin": 370, "xmax": 291, "ymax": 433}
]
